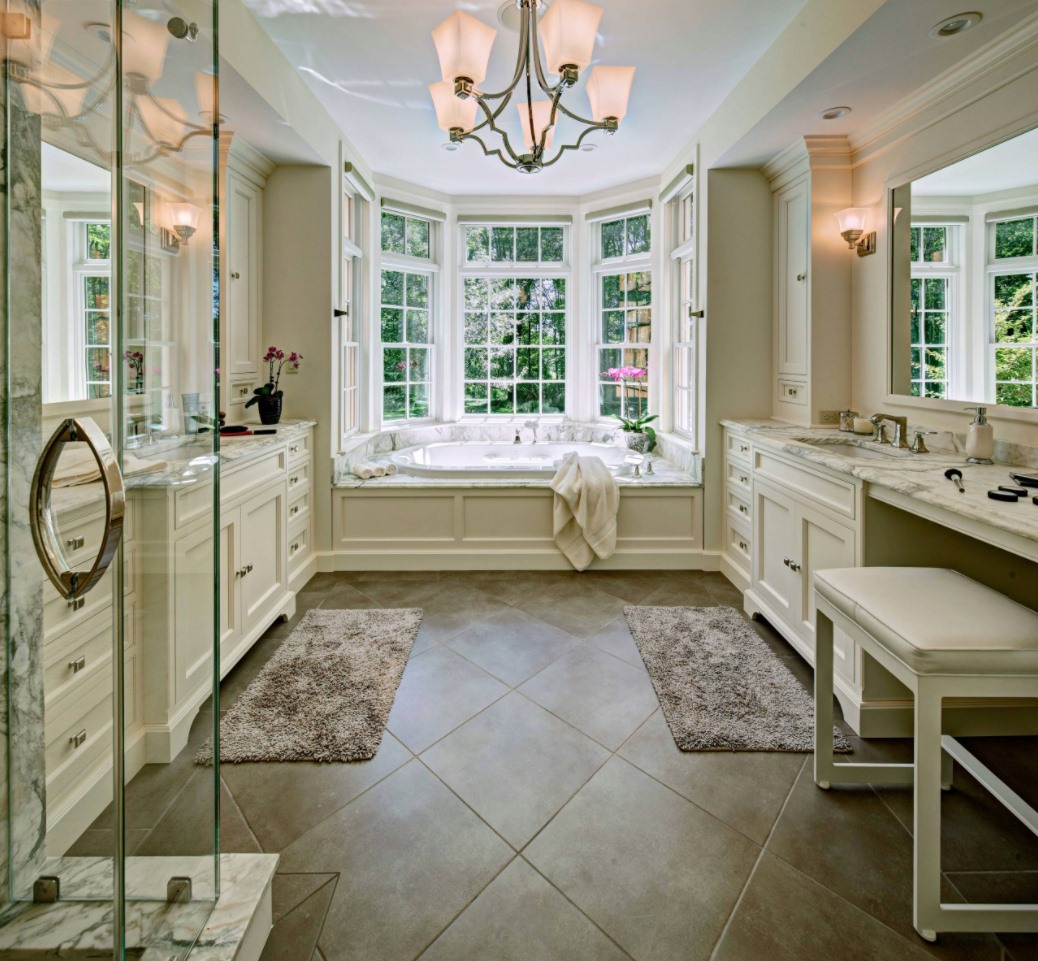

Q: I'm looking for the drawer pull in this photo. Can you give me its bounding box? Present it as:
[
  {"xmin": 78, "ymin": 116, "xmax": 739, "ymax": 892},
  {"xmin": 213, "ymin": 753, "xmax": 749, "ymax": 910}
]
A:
[
  {"xmin": 789, "ymin": 561, "xmax": 801, "ymax": 573},
  {"xmin": 67, "ymin": 596, "xmax": 85, "ymax": 611},
  {"xmin": 66, "ymin": 535, "xmax": 85, "ymax": 550},
  {"xmin": 796, "ymin": 272, "xmax": 806, "ymax": 281},
  {"xmin": 289, "ymin": 444, "xmax": 299, "ymax": 453},
  {"xmin": 239, "ymin": 386, "xmax": 249, "ymax": 396},
  {"xmin": 291, "ymin": 542, "xmax": 300, "ymax": 554},
  {"xmin": 244, "ymin": 563, "xmax": 253, "ymax": 575},
  {"xmin": 738, "ymin": 504, "xmax": 748, "ymax": 515},
  {"xmin": 235, "ymin": 567, "xmax": 244, "ymax": 578},
  {"xmin": 69, "ymin": 729, "xmax": 87, "ymax": 749},
  {"xmin": 738, "ymin": 541, "xmax": 747, "ymax": 551},
  {"xmin": 739, "ymin": 475, "xmax": 748, "ymax": 484},
  {"xmin": 739, "ymin": 445, "xmax": 749, "ymax": 454},
  {"xmin": 68, "ymin": 656, "xmax": 86, "ymax": 673},
  {"xmin": 290, "ymin": 505, "xmax": 300, "ymax": 516},
  {"xmin": 290, "ymin": 476, "xmax": 300, "ymax": 485},
  {"xmin": 231, "ymin": 271, "xmax": 241, "ymax": 280}
]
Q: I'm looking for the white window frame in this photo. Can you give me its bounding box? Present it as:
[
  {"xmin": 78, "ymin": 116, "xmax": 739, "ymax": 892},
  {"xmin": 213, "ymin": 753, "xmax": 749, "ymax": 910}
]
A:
[
  {"xmin": 590, "ymin": 209, "xmax": 653, "ymax": 424},
  {"xmin": 457, "ymin": 222, "xmax": 571, "ymax": 420},
  {"xmin": 378, "ymin": 209, "xmax": 438, "ymax": 426},
  {"xmin": 71, "ymin": 220, "xmax": 113, "ymax": 401},
  {"xmin": 988, "ymin": 212, "xmax": 1038, "ymax": 408},
  {"xmin": 670, "ymin": 182, "xmax": 697, "ymax": 445},
  {"xmin": 908, "ymin": 222, "xmax": 961, "ymax": 401},
  {"xmin": 340, "ymin": 180, "xmax": 363, "ymax": 444}
]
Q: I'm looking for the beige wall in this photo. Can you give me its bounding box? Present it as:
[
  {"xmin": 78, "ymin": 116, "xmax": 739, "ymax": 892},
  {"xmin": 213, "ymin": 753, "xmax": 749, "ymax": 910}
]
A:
[
  {"xmin": 263, "ymin": 166, "xmax": 336, "ymax": 555},
  {"xmin": 850, "ymin": 50, "xmax": 1038, "ymax": 445}
]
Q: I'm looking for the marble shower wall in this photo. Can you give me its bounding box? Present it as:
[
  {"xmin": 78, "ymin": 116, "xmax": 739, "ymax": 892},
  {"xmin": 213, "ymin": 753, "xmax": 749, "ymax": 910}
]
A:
[{"xmin": 0, "ymin": 0, "xmax": 48, "ymax": 917}]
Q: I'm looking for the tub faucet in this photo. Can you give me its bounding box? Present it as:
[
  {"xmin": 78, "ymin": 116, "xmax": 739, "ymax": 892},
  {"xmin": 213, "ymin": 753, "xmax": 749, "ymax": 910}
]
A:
[
  {"xmin": 513, "ymin": 428, "xmax": 521, "ymax": 445},
  {"xmin": 524, "ymin": 420, "xmax": 538, "ymax": 444},
  {"xmin": 869, "ymin": 413, "xmax": 909, "ymax": 449}
]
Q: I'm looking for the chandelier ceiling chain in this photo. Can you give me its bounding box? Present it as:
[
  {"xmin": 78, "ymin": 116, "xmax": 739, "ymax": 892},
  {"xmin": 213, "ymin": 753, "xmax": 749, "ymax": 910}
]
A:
[{"xmin": 429, "ymin": 0, "xmax": 635, "ymax": 174}]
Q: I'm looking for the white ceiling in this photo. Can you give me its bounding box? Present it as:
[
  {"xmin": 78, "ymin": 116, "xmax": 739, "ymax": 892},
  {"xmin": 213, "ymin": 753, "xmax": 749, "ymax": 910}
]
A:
[
  {"xmin": 42, "ymin": 142, "xmax": 109, "ymax": 193},
  {"xmin": 913, "ymin": 126, "xmax": 1038, "ymax": 197},
  {"xmin": 239, "ymin": 0, "xmax": 809, "ymax": 195}
]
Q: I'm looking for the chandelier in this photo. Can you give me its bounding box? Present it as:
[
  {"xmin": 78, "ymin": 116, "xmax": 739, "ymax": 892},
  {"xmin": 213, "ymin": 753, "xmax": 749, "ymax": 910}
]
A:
[
  {"xmin": 3, "ymin": 8, "xmax": 216, "ymax": 168},
  {"xmin": 428, "ymin": 0, "xmax": 635, "ymax": 174}
]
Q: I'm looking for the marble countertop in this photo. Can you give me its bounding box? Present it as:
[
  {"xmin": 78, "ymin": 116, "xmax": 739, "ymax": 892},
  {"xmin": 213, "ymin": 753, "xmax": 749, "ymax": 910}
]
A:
[
  {"xmin": 722, "ymin": 419, "xmax": 1038, "ymax": 544},
  {"xmin": 49, "ymin": 420, "xmax": 317, "ymax": 515}
]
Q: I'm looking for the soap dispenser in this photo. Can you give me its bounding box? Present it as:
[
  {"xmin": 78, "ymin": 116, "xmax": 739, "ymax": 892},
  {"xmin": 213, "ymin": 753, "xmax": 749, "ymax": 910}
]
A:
[{"xmin": 964, "ymin": 407, "xmax": 994, "ymax": 465}]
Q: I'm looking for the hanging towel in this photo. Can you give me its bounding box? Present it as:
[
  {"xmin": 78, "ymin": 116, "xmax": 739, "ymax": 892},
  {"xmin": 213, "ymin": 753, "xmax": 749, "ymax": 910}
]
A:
[{"xmin": 550, "ymin": 453, "xmax": 620, "ymax": 571}]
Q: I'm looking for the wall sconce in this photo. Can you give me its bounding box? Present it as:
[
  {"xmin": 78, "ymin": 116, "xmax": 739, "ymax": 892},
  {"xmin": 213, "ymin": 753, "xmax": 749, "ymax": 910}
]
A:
[
  {"xmin": 835, "ymin": 207, "xmax": 876, "ymax": 257},
  {"xmin": 165, "ymin": 202, "xmax": 200, "ymax": 246}
]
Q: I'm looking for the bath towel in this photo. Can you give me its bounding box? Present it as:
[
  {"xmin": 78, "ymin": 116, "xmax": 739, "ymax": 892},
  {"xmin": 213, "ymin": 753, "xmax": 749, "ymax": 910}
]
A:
[{"xmin": 550, "ymin": 453, "xmax": 619, "ymax": 571}]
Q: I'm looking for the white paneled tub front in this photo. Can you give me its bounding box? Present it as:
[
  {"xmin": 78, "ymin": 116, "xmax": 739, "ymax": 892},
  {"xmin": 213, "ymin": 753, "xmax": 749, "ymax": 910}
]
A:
[{"xmin": 393, "ymin": 441, "xmax": 636, "ymax": 479}]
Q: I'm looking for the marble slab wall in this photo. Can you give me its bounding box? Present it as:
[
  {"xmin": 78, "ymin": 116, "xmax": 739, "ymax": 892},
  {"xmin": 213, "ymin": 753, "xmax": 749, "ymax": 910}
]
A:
[{"xmin": 1, "ymin": 3, "xmax": 48, "ymax": 918}]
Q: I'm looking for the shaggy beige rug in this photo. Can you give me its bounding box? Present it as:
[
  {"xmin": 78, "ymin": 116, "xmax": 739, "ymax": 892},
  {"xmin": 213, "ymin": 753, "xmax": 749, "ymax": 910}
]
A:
[
  {"xmin": 624, "ymin": 605, "xmax": 851, "ymax": 752},
  {"xmin": 196, "ymin": 608, "xmax": 422, "ymax": 764}
]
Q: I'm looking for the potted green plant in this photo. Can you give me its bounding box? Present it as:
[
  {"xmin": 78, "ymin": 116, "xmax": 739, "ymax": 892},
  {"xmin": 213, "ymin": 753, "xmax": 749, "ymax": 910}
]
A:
[
  {"xmin": 246, "ymin": 346, "xmax": 303, "ymax": 425},
  {"xmin": 604, "ymin": 365, "xmax": 657, "ymax": 453}
]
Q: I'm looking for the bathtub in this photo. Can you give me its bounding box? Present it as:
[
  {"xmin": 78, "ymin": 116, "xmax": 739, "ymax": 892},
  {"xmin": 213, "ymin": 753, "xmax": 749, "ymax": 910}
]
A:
[{"xmin": 392, "ymin": 441, "xmax": 637, "ymax": 479}]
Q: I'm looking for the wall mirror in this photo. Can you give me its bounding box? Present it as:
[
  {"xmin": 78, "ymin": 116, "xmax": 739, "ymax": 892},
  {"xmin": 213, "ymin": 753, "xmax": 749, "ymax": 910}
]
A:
[{"xmin": 890, "ymin": 126, "xmax": 1038, "ymax": 410}]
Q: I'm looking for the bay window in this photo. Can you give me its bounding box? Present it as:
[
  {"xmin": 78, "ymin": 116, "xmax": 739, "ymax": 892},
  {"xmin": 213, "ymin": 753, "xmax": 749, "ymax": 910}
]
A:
[{"xmin": 990, "ymin": 212, "xmax": 1038, "ymax": 407}]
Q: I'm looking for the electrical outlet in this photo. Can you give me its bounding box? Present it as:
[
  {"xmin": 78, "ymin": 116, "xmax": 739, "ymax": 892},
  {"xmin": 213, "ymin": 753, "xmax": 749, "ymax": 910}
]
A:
[{"xmin": 818, "ymin": 410, "xmax": 841, "ymax": 425}]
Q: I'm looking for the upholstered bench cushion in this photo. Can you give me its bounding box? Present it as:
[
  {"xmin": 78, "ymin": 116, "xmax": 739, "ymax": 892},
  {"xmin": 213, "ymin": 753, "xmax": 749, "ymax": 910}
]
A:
[{"xmin": 814, "ymin": 567, "xmax": 1038, "ymax": 675}]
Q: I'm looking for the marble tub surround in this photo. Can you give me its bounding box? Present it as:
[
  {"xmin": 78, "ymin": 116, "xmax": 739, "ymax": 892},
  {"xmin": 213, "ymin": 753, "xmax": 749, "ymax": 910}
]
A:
[
  {"xmin": 0, "ymin": 853, "xmax": 277, "ymax": 960},
  {"xmin": 723, "ymin": 419, "xmax": 1038, "ymax": 548},
  {"xmin": 335, "ymin": 422, "xmax": 701, "ymax": 485}
]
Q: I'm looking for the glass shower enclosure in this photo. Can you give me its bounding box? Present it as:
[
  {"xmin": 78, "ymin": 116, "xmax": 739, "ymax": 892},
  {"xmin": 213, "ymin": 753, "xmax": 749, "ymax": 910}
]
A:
[{"xmin": 1, "ymin": 0, "xmax": 221, "ymax": 956}]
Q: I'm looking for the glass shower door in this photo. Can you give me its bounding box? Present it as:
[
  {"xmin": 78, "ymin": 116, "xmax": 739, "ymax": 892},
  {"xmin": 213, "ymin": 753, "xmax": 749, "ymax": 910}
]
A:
[{"xmin": 1, "ymin": 0, "xmax": 220, "ymax": 956}]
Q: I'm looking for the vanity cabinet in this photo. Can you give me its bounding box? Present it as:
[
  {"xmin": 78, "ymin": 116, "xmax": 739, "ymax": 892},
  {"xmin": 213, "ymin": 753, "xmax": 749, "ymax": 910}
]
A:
[
  {"xmin": 219, "ymin": 134, "xmax": 274, "ymax": 412},
  {"xmin": 775, "ymin": 176, "xmax": 809, "ymax": 381}
]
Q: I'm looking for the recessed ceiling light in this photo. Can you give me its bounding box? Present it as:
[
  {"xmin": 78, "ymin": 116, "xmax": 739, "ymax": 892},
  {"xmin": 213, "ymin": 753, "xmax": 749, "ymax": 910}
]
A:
[
  {"xmin": 581, "ymin": 142, "xmax": 598, "ymax": 152},
  {"xmin": 929, "ymin": 12, "xmax": 982, "ymax": 39},
  {"xmin": 441, "ymin": 141, "xmax": 460, "ymax": 152},
  {"xmin": 820, "ymin": 106, "xmax": 851, "ymax": 121},
  {"xmin": 497, "ymin": 0, "xmax": 550, "ymax": 32}
]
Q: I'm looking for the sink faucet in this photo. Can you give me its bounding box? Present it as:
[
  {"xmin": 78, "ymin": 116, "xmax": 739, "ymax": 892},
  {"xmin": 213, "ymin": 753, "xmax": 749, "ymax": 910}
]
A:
[
  {"xmin": 524, "ymin": 420, "xmax": 539, "ymax": 444},
  {"xmin": 869, "ymin": 413, "xmax": 909, "ymax": 449}
]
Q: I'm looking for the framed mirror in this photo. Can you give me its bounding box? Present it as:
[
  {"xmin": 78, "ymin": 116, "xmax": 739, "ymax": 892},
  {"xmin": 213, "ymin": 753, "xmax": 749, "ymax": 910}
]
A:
[{"xmin": 890, "ymin": 126, "xmax": 1038, "ymax": 412}]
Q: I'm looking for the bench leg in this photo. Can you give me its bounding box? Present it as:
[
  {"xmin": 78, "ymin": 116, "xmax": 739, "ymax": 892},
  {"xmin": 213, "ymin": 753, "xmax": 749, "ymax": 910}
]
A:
[
  {"xmin": 914, "ymin": 678, "xmax": 943, "ymax": 942},
  {"xmin": 814, "ymin": 610, "xmax": 837, "ymax": 790}
]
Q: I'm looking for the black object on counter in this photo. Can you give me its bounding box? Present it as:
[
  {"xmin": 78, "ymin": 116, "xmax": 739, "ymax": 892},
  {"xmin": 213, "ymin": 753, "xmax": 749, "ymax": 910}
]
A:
[
  {"xmin": 943, "ymin": 468, "xmax": 965, "ymax": 493},
  {"xmin": 220, "ymin": 425, "xmax": 249, "ymax": 435},
  {"xmin": 1010, "ymin": 472, "xmax": 1038, "ymax": 488},
  {"xmin": 988, "ymin": 490, "xmax": 1020, "ymax": 502},
  {"xmin": 998, "ymin": 486, "xmax": 1028, "ymax": 496}
]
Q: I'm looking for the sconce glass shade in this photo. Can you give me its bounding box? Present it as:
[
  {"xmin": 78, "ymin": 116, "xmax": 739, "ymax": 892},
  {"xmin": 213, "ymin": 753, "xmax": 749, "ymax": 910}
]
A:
[
  {"xmin": 585, "ymin": 65, "xmax": 634, "ymax": 122},
  {"xmin": 137, "ymin": 97, "xmax": 189, "ymax": 147},
  {"xmin": 432, "ymin": 11, "xmax": 497, "ymax": 84},
  {"xmin": 835, "ymin": 206, "xmax": 869, "ymax": 245},
  {"xmin": 166, "ymin": 202, "xmax": 200, "ymax": 231},
  {"xmin": 517, "ymin": 101, "xmax": 555, "ymax": 151},
  {"xmin": 429, "ymin": 80, "xmax": 478, "ymax": 133},
  {"xmin": 18, "ymin": 62, "xmax": 87, "ymax": 117},
  {"xmin": 122, "ymin": 10, "xmax": 171, "ymax": 88},
  {"xmin": 195, "ymin": 71, "xmax": 217, "ymax": 120},
  {"xmin": 539, "ymin": 0, "xmax": 603, "ymax": 74}
]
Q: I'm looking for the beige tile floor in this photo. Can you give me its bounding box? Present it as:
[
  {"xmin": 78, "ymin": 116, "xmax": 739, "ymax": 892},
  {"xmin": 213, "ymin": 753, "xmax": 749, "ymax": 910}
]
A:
[{"xmin": 73, "ymin": 570, "xmax": 1038, "ymax": 961}]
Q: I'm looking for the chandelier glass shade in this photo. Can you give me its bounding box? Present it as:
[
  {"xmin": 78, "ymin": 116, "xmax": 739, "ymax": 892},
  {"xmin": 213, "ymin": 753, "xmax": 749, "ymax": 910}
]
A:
[
  {"xmin": 4, "ymin": 8, "xmax": 215, "ymax": 167},
  {"xmin": 429, "ymin": 0, "xmax": 635, "ymax": 174}
]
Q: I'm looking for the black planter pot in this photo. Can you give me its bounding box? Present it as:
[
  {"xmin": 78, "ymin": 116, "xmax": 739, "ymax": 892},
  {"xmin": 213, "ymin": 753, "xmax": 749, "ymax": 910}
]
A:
[{"xmin": 258, "ymin": 394, "xmax": 283, "ymax": 425}]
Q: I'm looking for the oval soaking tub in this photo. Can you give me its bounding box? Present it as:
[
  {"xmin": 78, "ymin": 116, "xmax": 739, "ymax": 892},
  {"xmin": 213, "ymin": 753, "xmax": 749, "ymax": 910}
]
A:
[{"xmin": 392, "ymin": 441, "xmax": 636, "ymax": 479}]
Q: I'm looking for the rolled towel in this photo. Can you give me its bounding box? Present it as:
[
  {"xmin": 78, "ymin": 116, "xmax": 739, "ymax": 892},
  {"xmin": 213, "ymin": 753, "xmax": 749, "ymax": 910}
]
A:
[
  {"xmin": 351, "ymin": 463, "xmax": 374, "ymax": 480},
  {"xmin": 370, "ymin": 463, "xmax": 386, "ymax": 477},
  {"xmin": 384, "ymin": 463, "xmax": 398, "ymax": 476}
]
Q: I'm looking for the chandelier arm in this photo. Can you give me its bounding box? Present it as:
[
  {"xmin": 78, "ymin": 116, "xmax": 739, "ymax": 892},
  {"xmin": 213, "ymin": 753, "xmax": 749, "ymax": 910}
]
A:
[
  {"xmin": 473, "ymin": 2, "xmax": 532, "ymax": 102},
  {"xmin": 464, "ymin": 96, "xmax": 527, "ymax": 164},
  {"xmin": 528, "ymin": 0, "xmax": 559, "ymax": 97},
  {"xmin": 460, "ymin": 131, "xmax": 522, "ymax": 171},
  {"xmin": 140, "ymin": 90, "xmax": 210, "ymax": 136},
  {"xmin": 538, "ymin": 123, "xmax": 610, "ymax": 168},
  {"xmin": 553, "ymin": 99, "xmax": 604, "ymax": 127}
]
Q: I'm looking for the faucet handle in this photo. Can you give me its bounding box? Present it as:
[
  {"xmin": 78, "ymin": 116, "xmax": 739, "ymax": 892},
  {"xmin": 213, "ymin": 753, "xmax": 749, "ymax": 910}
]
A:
[{"xmin": 910, "ymin": 429, "xmax": 937, "ymax": 454}]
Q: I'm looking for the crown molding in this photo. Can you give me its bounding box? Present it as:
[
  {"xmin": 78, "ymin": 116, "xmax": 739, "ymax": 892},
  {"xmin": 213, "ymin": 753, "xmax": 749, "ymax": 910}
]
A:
[
  {"xmin": 849, "ymin": 10, "xmax": 1038, "ymax": 166},
  {"xmin": 763, "ymin": 135, "xmax": 851, "ymax": 189}
]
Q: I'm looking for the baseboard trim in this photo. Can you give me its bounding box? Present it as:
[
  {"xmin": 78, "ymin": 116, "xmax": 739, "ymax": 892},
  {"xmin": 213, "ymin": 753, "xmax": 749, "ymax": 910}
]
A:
[{"xmin": 331, "ymin": 549, "xmax": 713, "ymax": 572}]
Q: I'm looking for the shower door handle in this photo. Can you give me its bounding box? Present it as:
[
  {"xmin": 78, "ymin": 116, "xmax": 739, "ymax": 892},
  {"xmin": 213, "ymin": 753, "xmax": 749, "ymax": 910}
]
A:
[{"xmin": 30, "ymin": 417, "xmax": 125, "ymax": 600}]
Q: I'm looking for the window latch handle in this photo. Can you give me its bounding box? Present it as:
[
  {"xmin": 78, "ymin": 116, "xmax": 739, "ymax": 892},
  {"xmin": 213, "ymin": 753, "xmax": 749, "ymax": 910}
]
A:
[{"xmin": 689, "ymin": 309, "xmax": 705, "ymax": 318}]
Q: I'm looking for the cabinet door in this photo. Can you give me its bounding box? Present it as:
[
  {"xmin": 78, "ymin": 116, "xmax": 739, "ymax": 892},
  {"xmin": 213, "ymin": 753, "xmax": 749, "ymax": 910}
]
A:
[
  {"xmin": 218, "ymin": 510, "xmax": 241, "ymax": 673},
  {"xmin": 240, "ymin": 483, "xmax": 286, "ymax": 632},
  {"xmin": 226, "ymin": 171, "xmax": 261, "ymax": 377},
  {"xmin": 173, "ymin": 525, "xmax": 216, "ymax": 706},
  {"xmin": 776, "ymin": 179, "xmax": 809, "ymax": 377},
  {"xmin": 795, "ymin": 504, "xmax": 856, "ymax": 672},
  {"xmin": 752, "ymin": 479, "xmax": 798, "ymax": 626}
]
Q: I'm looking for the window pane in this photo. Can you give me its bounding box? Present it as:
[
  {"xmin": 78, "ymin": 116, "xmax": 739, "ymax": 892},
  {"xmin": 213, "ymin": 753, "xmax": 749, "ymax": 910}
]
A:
[
  {"xmin": 995, "ymin": 273, "xmax": 1034, "ymax": 309},
  {"xmin": 599, "ymin": 383, "xmax": 622, "ymax": 417},
  {"xmin": 490, "ymin": 278, "xmax": 516, "ymax": 311},
  {"xmin": 516, "ymin": 383, "xmax": 539, "ymax": 413},
  {"xmin": 625, "ymin": 272, "xmax": 652, "ymax": 307},
  {"xmin": 909, "ymin": 227, "xmax": 920, "ymax": 263},
  {"xmin": 995, "ymin": 218, "xmax": 1035, "ymax": 259},
  {"xmin": 541, "ymin": 313, "xmax": 565, "ymax": 345},
  {"xmin": 541, "ymin": 348, "xmax": 565, "ymax": 380},
  {"xmin": 995, "ymin": 309, "xmax": 1032, "ymax": 343},
  {"xmin": 602, "ymin": 274, "xmax": 623, "ymax": 309},
  {"xmin": 381, "ymin": 270, "xmax": 404, "ymax": 306},
  {"xmin": 491, "ymin": 227, "xmax": 514, "ymax": 261},
  {"xmin": 464, "ymin": 277, "xmax": 488, "ymax": 310},
  {"xmin": 87, "ymin": 223, "xmax": 111, "ymax": 260},
  {"xmin": 409, "ymin": 384, "xmax": 429, "ymax": 418},
  {"xmin": 465, "ymin": 382, "xmax": 488, "ymax": 413},
  {"xmin": 996, "ymin": 382, "xmax": 1033, "ymax": 407},
  {"xmin": 540, "ymin": 227, "xmax": 563, "ymax": 262},
  {"xmin": 537, "ymin": 277, "xmax": 566, "ymax": 311},
  {"xmin": 516, "ymin": 348, "xmax": 539, "ymax": 381},
  {"xmin": 490, "ymin": 347, "xmax": 514, "ymax": 378},
  {"xmin": 465, "ymin": 348, "xmax": 488, "ymax": 379},
  {"xmin": 406, "ymin": 273, "xmax": 428, "ymax": 308},
  {"xmin": 922, "ymin": 227, "xmax": 946, "ymax": 263},
  {"xmin": 602, "ymin": 219, "xmax": 624, "ymax": 259},
  {"xmin": 406, "ymin": 218, "xmax": 430, "ymax": 258},
  {"xmin": 602, "ymin": 310, "xmax": 624, "ymax": 343},
  {"xmin": 381, "ymin": 213, "xmax": 405, "ymax": 254},
  {"xmin": 86, "ymin": 312, "xmax": 110, "ymax": 345},
  {"xmin": 626, "ymin": 214, "xmax": 650, "ymax": 255},
  {"xmin": 489, "ymin": 381, "xmax": 514, "ymax": 413},
  {"xmin": 542, "ymin": 383, "xmax": 565, "ymax": 413},
  {"xmin": 380, "ymin": 308, "xmax": 403, "ymax": 342},
  {"xmin": 489, "ymin": 313, "xmax": 515, "ymax": 344},
  {"xmin": 924, "ymin": 311, "xmax": 946, "ymax": 345},
  {"xmin": 995, "ymin": 347, "xmax": 1032, "ymax": 382},
  {"xmin": 466, "ymin": 226, "xmax": 490, "ymax": 263},
  {"xmin": 465, "ymin": 313, "xmax": 488, "ymax": 344},
  {"xmin": 383, "ymin": 347, "xmax": 406, "ymax": 381},
  {"xmin": 924, "ymin": 278, "xmax": 946, "ymax": 310},
  {"xmin": 406, "ymin": 309, "xmax": 429, "ymax": 343},
  {"xmin": 383, "ymin": 385, "xmax": 406, "ymax": 419},
  {"xmin": 516, "ymin": 313, "xmax": 538, "ymax": 346},
  {"xmin": 516, "ymin": 227, "xmax": 539, "ymax": 261}
]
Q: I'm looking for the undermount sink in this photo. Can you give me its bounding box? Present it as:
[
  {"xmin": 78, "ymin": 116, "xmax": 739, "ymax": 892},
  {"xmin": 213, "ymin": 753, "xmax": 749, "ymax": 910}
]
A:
[{"xmin": 791, "ymin": 439, "xmax": 912, "ymax": 461}]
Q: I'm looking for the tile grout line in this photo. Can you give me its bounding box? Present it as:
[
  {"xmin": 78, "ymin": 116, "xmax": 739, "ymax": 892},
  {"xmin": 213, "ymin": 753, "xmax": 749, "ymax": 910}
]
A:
[
  {"xmin": 220, "ymin": 774, "xmax": 263, "ymax": 853},
  {"xmin": 706, "ymin": 756, "xmax": 807, "ymax": 961}
]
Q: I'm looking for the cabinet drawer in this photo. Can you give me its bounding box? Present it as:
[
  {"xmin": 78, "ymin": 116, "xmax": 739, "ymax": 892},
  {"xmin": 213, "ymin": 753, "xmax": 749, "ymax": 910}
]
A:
[
  {"xmin": 725, "ymin": 460, "xmax": 752, "ymax": 495},
  {"xmin": 45, "ymin": 667, "xmax": 112, "ymax": 769},
  {"xmin": 726, "ymin": 487, "xmax": 752, "ymax": 524},
  {"xmin": 725, "ymin": 432, "xmax": 753, "ymax": 465},
  {"xmin": 754, "ymin": 449, "xmax": 857, "ymax": 519},
  {"xmin": 779, "ymin": 380, "xmax": 807, "ymax": 406},
  {"xmin": 286, "ymin": 432, "xmax": 311, "ymax": 466},
  {"xmin": 229, "ymin": 379, "xmax": 254, "ymax": 405},
  {"xmin": 726, "ymin": 519, "xmax": 752, "ymax": 570},
  {"xmin": 287, "ymin": 520, "xmax": 311, "ymax": 574},
  {"xmin": 55, "ymin": 511, "xmax": 108, "ymax": 568},
  {"xmin": 44, "ymin": 610, "xmax": 114, "ymax": 709},
  {"xmin": 287, "ymin": 459, "xmax": 310, "ymax": 496},
  {"xmin": 222, "ymin": 449, "xmax": 286, "ymax": 506},
  {"xmin": 287, "ymin": 488, "xmax": 311, "ymax": 525},
  {"xmin": 174, "ymin": 476, "xmax": 217, "ymax": 530}
]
